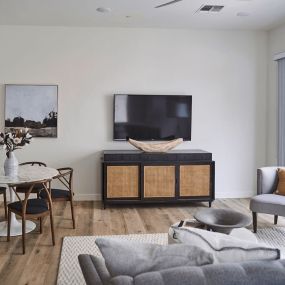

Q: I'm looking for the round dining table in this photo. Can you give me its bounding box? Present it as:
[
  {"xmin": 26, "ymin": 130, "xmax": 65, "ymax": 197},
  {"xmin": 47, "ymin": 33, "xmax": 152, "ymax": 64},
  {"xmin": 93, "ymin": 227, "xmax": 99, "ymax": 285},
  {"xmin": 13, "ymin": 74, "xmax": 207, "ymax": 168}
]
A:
[{"xmin": 0, "ymin": 165, "xmax": 58, "ymax": 237}]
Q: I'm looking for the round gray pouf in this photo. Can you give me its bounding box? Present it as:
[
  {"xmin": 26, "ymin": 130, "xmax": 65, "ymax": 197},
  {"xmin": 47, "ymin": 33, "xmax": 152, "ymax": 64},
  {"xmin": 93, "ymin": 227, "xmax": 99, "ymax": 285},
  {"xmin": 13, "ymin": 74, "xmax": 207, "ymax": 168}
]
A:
[{"xmin": 194, "ymin": 208, "xmax": 252, "ymax": 234}]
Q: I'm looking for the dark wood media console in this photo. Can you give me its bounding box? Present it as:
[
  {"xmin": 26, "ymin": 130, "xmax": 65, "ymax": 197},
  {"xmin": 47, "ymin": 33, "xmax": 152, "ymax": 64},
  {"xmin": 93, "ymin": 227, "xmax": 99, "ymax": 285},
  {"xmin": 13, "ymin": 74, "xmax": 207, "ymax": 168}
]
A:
[{"xmin": 102, "ymin": 150, "xmax": 215, "ymax": 208}]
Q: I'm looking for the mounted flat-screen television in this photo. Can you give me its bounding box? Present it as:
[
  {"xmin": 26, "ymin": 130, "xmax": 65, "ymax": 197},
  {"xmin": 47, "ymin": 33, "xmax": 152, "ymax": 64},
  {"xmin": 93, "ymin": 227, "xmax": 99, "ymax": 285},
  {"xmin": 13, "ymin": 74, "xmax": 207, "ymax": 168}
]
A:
[{"xmin": 113, "ymin": 94, "xmax": 192, "ymax": 141}]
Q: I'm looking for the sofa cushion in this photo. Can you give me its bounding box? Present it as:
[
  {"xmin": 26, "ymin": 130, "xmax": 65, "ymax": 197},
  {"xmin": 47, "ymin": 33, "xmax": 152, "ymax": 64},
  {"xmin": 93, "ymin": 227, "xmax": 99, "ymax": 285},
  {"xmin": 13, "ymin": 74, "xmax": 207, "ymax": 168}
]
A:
[
  {"xmin": 109, "ymin": 276, "xmax": 134, "ymax": 285},
  {"xmin": 79, "ymin": 254, "xmax": 285, "ymax": 285},
  {"xmin": 131, "ymin": 260, "xmax": 285, "ymax": 285},
  {"xmin": 91, "ymin": 256, "xmax": 111, "ymax": 284},
  {"xmin": 171, "ymin": 227, "xmax": 280, "ymax": 263},
  {"xmin": 276, "ymin": 168, "xmax": 285, "ymax": 195},
  {"xmin": 95, "ymin": 237, "xmax": 214, "ymax": 278},
  {"xmin": 78, "ymin": 254, "xmax": 105, "ymax": 285},
  {"xmin": 250, "ymin": 194, "xmax": 285, "ymax": 216}
]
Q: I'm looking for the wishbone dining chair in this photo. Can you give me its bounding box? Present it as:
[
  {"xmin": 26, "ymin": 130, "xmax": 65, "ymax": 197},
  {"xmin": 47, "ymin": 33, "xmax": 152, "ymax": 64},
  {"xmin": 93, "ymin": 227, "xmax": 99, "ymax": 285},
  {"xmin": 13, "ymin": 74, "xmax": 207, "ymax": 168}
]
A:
[
  {"xmin": 7, "ymin": 179, "xmax": 55, "ymax": 254},
  {"xmin": 40, "ymin": 167, "xmax": 75, "ymax": 229},
  {"xmin": 16, "ymin": 162, "xmax": 47, "ymax": 196}
]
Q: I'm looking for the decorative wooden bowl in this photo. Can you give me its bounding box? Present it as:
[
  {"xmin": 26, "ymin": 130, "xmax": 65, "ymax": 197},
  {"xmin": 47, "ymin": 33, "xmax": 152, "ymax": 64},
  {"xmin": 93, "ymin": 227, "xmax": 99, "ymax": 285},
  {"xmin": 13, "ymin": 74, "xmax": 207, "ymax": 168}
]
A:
[{"xmin": 128, "ymin": 138, "xmax": 183, "ymax": 153}]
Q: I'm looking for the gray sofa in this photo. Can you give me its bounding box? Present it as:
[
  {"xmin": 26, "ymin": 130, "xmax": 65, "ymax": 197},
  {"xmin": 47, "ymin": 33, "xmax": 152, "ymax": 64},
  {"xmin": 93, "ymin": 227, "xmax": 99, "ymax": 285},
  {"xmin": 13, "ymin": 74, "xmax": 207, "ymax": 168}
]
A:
[
  {"xmin": 78, "ymin": 254, "xmax": 285, "ymax": 285},
  {"xmin": 250, "ymin": 167, "xmax": 285, "ymax": 232},
  {"xmin": 78, "ymin": 234, "xmax": 285, "ymax": 285}
]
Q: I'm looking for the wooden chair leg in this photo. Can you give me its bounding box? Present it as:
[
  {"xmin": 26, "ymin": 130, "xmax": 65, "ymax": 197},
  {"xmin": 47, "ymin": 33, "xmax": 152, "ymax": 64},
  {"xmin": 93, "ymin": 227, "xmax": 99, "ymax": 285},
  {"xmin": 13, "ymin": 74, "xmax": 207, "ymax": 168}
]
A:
[
  {"xmin": 49, "ymin": 211, "xmax": 55, "ymax": 246},
  {"xmin": 3, "ymin": 191, "xmax": 7, "ymax": 220},
  {"xmin": 22, "ymin": 216, "xmax": 26, "ymax": 254},
  {"xmin": 274, "ymin": 215, "xmax": 278, "ymax": 225},
  {"xmin": 7, "ymin": 209, "xmax": 11, "ymax": 242},
  {"xmin": 70, "ymin": 199, "xmax": 76, "ymax": 229},
  {"xmin": 39, "ymin": 217, "xmax": 43, "ymax": 234},
  {"xmin": 252, "ymin": 212, "xmax": 257, "ymax": 233}
]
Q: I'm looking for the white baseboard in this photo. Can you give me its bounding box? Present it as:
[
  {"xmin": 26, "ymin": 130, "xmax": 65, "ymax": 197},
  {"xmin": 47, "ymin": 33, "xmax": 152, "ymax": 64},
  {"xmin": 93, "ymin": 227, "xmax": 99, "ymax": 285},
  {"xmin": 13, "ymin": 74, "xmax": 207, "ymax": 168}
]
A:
[
  {"xmin": 73, "ymin": 192, "xmax": 253, "ymax": 201},
  {"xmin": 216, "ymin": 190, "xmax": 254, "ymax": 199},
  {"xmin": 0, "ymin": 192, "xmax": 254, "ymax": 201},
  {"xmin": 74, "ymin": 194, "xmax": 101, "ymax": 201}
]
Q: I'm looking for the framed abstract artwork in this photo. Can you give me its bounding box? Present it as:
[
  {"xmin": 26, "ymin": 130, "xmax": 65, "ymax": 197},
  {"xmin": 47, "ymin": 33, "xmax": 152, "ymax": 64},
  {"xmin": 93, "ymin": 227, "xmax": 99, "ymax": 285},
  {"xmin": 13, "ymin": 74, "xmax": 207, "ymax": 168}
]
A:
[{"xmin": 5, "ymin": 84, "xmax": 58, "ymax": 138}]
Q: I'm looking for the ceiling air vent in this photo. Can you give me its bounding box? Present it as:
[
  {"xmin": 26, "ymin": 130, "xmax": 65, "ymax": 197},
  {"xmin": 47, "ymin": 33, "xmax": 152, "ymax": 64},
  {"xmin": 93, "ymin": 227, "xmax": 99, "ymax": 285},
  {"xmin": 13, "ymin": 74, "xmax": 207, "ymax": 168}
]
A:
[{"xmin": 196, "ymin": 5, "xmax": 224, "ymax": 13}]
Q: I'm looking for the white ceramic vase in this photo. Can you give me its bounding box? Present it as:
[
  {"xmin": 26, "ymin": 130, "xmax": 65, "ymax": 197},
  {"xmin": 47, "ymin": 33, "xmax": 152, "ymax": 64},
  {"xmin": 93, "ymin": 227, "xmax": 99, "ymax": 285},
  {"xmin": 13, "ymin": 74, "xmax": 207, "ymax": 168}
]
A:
[{"xmin": 4, "ymin": 151, "xmax": 19, "ymax": 177}]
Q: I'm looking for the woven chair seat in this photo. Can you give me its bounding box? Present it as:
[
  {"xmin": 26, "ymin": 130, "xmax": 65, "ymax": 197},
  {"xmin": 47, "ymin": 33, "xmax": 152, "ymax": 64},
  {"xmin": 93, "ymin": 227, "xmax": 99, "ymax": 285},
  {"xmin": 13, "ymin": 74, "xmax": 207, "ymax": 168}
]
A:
[
  {"xmin": 9, "ymin": 199, "xmax": 48, "ymax": 215},
  {"xmin": 40, "ymin": 189, "xmax": 70, "ymax": 199}
]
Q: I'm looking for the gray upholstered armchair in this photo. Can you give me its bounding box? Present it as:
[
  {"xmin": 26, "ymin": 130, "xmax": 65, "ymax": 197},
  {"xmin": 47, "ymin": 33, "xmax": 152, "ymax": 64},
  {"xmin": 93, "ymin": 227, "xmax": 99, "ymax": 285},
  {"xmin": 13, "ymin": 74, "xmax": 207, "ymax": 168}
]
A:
[{"xmin": 250, "ymin": 167, "xmax": 285, "ymax": 232}]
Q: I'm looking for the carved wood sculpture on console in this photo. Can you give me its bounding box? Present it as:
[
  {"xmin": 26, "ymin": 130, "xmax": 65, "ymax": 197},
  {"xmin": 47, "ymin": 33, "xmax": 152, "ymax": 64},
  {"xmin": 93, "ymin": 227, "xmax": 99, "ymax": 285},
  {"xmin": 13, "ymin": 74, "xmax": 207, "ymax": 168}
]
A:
[{"xmin": 128, "ymin": 138, "xmax": 183, "ymax": 153}]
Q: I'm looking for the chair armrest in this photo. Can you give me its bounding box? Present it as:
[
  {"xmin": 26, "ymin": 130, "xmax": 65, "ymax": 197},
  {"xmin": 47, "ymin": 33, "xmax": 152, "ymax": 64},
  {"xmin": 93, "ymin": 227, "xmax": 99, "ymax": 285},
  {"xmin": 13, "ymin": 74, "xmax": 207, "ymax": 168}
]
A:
[
  {"xmin": 53, "ymin": 168, "xmax": 73, "ymax": 179},
  {"xmin": 257, "ymin": 167, "xmax": 280, "ymax": 195},
  {"xmin": 19, "ymin": 161, "xmax": 47, "ymax": 167}
]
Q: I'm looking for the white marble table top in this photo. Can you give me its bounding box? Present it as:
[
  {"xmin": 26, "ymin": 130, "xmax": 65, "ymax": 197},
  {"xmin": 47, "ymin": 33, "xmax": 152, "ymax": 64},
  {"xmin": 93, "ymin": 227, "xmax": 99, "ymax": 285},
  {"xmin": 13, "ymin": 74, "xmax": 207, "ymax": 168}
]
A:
[{"xmin": 0, "ymin": 165, "xmax": 58, "ymax": 185}]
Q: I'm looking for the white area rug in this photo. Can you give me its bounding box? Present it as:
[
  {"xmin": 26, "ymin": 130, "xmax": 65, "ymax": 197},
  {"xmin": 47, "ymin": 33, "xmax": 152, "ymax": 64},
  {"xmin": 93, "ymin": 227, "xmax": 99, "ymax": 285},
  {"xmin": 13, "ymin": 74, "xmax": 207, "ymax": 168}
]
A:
[
  {"xmin": 255, "ymin": 227, "xmax": 285, "ymax": 257},
  {"xmin": 57, "ymin": 233, "xmax": 168, "ymax": 285},
  {"xmin": 57, "ymin": 228, "xmax": 285, "ymax": 285}
]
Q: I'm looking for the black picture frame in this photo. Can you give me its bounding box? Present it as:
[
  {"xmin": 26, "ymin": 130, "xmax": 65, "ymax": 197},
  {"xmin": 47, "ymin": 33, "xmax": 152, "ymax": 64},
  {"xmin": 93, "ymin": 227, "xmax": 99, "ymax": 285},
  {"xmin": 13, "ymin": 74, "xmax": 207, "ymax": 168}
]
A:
[{"xmin": 5, "ymin": 84, "xmax": 58, "ymax": 138}]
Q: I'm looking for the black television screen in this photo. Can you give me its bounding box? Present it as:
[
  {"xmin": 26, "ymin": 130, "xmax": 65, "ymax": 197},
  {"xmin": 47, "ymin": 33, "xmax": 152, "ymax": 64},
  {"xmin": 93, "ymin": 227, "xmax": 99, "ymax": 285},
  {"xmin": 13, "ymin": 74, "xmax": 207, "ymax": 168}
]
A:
[{"xmin": 113, "ymin": 94, "xmax": 192, "ymax": 141}]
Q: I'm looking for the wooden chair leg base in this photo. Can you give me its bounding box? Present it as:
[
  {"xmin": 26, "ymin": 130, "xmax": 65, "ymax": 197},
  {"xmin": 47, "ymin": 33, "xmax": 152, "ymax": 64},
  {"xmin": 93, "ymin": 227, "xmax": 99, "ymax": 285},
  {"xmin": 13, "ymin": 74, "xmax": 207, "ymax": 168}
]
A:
[
  {"xmin": 274, "ymin": 215, "xmax": 278, "ymax": 225},
  {"xmin": 7, "ymin": 209, "xmax": 11, "ymax": 242},
  {"xmin": 252, "ymin": 212, "xmax": 257, "ymax": 233},
  {"xmin": 39, "ymin": 217, "xmax": 43, "ymax": 234},
  {"xmin": 70, "ymin": 201, "xmax": 76, "ymax": 229},
  {"xmin": 3, "ymin": 191, "xmax": 7, "ymax": 220},
  {"xmin": 50, "ymin": 212, "xmax": 55, "ymax": 246}
]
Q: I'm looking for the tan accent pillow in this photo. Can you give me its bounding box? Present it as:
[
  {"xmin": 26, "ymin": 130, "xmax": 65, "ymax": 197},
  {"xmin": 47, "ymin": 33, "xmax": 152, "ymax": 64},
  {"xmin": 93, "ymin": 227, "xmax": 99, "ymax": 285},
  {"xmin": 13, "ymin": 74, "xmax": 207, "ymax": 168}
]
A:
[{"xmin": 276, "ymin": 168, "xmax": 285, "ymax": 196}]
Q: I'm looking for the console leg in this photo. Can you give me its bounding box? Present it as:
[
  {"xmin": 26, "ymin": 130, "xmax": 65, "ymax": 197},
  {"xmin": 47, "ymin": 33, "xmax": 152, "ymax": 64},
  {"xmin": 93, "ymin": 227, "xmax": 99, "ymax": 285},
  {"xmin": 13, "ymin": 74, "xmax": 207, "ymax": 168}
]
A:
[
  {"xmin": 252, "ymin": 212, "xmax": 257, "ymax": 233},
  {"xmin": 274, "ymin": 215, "xmax": 278, "ymax": 225},
  {"xmin": 209, "ymin": 201, "xmax": 212, "ymax": 208}
]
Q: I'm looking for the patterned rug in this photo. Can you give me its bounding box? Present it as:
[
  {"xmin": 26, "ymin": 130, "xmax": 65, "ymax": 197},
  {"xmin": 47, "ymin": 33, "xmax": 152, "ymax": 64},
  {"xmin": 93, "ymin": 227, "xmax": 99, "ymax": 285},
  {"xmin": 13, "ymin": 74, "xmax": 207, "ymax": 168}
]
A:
[{"xmin": 57, "ymin": 228, "xmax": 285, "ymax": 285}]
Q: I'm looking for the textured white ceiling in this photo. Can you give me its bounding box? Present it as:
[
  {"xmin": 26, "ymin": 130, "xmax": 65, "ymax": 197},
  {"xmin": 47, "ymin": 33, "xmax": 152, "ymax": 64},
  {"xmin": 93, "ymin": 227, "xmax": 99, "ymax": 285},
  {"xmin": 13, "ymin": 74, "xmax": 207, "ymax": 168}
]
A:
[{"xmin": 0, "ymin": 0, "xmax": 284, "ymax": 30}]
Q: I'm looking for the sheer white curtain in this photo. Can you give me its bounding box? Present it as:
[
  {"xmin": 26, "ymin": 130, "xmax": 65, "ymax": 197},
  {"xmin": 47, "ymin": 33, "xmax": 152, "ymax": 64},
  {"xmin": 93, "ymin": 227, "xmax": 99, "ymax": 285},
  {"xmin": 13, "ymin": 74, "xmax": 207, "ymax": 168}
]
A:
[{"xmin": 276, "ymin": 56, "xmax": 285, "ymax": 165}]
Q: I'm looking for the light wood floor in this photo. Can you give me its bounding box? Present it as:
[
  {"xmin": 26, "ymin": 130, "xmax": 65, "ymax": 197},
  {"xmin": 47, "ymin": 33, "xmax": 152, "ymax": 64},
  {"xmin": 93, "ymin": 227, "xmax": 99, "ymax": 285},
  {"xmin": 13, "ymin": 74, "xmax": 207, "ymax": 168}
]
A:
[{"xmin": 0, "ymin": 199, "xmax": 284, "ymax": 285}]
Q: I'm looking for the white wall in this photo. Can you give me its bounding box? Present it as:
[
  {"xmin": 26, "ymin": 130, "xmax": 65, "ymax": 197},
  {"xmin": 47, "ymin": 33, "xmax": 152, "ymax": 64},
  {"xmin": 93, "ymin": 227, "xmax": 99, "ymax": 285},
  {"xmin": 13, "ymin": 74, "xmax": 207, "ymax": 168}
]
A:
[
  {"xmin": 0, "ymin": 26, "xmax": 268, "ymax": 199},
  {"xmin": 267, "ymin": 23, "xmax": 285, "ymax": 165}
]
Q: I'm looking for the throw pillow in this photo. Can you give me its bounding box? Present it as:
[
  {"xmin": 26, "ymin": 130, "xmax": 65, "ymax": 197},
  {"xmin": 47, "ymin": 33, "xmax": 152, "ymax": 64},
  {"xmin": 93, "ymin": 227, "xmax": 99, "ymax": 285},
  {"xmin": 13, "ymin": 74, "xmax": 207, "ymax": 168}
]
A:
[
  {"xmin": 276, "ymin": 168, "xmax": 285, "ymax": 195},
  {"xmin": 172, "ymin": 227, "xmax": 280, "ymax": 264},
  {"xmin": 95, "ymin": 237, "xmax": 214, "ymax": 277}
]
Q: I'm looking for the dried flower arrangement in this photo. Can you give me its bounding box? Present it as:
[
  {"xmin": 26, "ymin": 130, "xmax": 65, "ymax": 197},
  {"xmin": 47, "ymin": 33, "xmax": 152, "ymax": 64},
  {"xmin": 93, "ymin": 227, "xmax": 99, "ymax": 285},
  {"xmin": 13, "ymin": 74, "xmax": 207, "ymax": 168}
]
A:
[{"xmin": 0, "ymin": 129, "xmax": 32, "ymax": 158}]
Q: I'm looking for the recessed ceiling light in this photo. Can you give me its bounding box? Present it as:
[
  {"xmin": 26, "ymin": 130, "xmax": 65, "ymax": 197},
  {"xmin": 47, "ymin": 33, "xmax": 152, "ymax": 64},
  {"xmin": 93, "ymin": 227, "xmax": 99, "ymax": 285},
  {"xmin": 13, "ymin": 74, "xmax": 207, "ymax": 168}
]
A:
[
  {"xmin": 237, "ymin": 12, "xmax": 250, "ymax": 17},
  {"xmin": 96, "ymin": 7, "xmax": 111, "ymax": 13}
]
